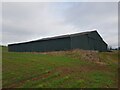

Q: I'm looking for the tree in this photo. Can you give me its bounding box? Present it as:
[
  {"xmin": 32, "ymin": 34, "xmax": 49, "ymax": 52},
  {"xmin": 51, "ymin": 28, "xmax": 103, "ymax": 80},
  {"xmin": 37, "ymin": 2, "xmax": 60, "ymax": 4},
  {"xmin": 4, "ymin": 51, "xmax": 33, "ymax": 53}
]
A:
[
  {"xmin": 119, "ymin": 47, "xmax": 120, "ymax": 50},
  {"xmin": 108, "ymin": 46, "xmax": 112, "ymax": 50}
]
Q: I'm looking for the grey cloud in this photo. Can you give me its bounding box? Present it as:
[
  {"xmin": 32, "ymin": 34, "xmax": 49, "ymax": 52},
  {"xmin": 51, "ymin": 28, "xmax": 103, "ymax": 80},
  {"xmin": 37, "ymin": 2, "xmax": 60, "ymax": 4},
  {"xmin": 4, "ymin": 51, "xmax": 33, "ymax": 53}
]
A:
[
  {"xmin": 2, "ymin": 2, "xmax": 118, "ymax": 48},
  {"xmin": 62, "ymin": 2, "xmax": 118, "ymax": 48},
  {"xmin": 2, "ymin": 2, "xmax": 77, "ymax": 45},
  {"xmin": 63, "ymin": 2, "xmax": 117, "ymax": 28}
]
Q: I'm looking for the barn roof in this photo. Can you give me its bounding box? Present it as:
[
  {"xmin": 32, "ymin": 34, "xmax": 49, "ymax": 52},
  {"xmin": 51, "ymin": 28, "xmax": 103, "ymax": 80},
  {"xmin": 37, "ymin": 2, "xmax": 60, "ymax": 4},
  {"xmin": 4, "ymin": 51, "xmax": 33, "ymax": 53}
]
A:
[{"xmin": 9, "ymin": 30, "xmax": 98, "ymax": 45}]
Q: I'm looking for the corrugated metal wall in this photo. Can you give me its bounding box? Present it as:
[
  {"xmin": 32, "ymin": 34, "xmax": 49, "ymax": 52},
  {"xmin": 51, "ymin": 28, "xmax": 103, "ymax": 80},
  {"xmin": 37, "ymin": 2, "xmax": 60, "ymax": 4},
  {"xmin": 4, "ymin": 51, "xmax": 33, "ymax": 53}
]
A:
[
  {"xmin": 8, "ymin": 37, "xmax": 71, "ymax": 52},
  {"xmin": 8, "ymin": 31, "xmax": 107, "ymax": 52},
  {"xmin": 71, "ymin": 34, "xmax": 89, "ymax": 50},
  {"xmin": 71, "ymin": 31, "xmax": 107, "ymax": 51}
]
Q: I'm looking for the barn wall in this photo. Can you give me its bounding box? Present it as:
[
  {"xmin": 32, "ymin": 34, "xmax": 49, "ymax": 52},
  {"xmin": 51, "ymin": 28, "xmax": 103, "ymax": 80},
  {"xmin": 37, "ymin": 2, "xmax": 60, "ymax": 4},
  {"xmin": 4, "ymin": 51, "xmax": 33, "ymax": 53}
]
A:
[
  {"xmin": 71, "ymin": 35, "xmax": 89, "ymax": 50},
  {"xmin": 43, "ymin": 37, "xmax": 71, "ymax": 52},
  {"xmin": 8, "ymin": 37, "xmax": 71, "ymax": 52},
  {"xmin": 8, "ymin": 31, "xmax": 108, "ymax": 52},
  {"xmin": 70, "ymin": 31, "xmax": 107, "ymax": 51},
  {"xmin": 87, "ymin": 31, "xmax": 107, "ymax": 51}
]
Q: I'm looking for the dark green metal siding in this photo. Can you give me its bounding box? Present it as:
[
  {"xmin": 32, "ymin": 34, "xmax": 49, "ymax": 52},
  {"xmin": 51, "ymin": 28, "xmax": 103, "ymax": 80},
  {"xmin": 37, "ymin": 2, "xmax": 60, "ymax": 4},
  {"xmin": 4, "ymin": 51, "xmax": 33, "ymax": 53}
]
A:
[
  {"xmin": 71, "ymin": 35, "xmax": 89, "ymax": 50},
  {"xmin": 8, "ymin": 31, "xmax": 108, "ymax": 52},
  {"xmin": 88, "ymin": 38, "xmax": 95, "ymax": 50},
  {"xmin": 8, "ymin": 37, "xmax": 71, "ymax": 52},
  {"xmin": 71, "ymin": 31, "xmax": 107, "ymax": 51},
  {"xmin": 44, "ymin": 38, "xmax": 71, "ymax": 51}
]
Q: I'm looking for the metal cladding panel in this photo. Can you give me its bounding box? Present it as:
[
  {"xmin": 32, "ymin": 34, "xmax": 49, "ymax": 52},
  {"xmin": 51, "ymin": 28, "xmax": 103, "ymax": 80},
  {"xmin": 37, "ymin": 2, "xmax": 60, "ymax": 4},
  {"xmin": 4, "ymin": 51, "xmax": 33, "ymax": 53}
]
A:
[
  {"xmin": 88, "ymin": 38, "xmax": 107, "ymax": 51},
  {"xmin": 71, "ymin": 31, "xmax": 107, "ymax": 51},
  {"xmin": 87, "ymin": 31, "xmax": 108, "ymax": 51},
  {"xmin": 71, "ymin": 35, "xmax": 89, "ymax": 50},
  {"xmin": 94, "ymin": 40, "xmax": 101, "ymax": 50},
  {"xmin": 9, "ymin": 37, "xmax": 71, "ymax": 52},
  {"xmin": 88, "ymin": 31, "xmax": 103, "ymax": 41},
  {"xmin": 88, "ymin": 38, "xmax": 95, "ymax": 50},
  {"xmin": 9, "ymin": 44, "xmax": 23, "ymax": 52},
  {"xmin": 71, "ymin": 30, "xmax": 108, "ymax": 50},
  {"xmin": 8, "ymin": 30, "xmax": 108, "ymax": 52},
  {"xmin": 43, "ymin": 37, "xmax": 71, "ymax": 52},
  {"xmin": 100, "ymin": 41, "xmax": 107, "ymax": 51}
]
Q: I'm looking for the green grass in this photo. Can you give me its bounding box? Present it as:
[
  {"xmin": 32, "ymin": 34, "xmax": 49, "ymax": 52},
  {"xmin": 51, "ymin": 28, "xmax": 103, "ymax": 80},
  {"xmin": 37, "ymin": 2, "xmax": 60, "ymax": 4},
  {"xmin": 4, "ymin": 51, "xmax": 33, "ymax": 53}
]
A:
[{"xmin": 2, "ymin": 46, "xmax": 118, "ymax": 88}]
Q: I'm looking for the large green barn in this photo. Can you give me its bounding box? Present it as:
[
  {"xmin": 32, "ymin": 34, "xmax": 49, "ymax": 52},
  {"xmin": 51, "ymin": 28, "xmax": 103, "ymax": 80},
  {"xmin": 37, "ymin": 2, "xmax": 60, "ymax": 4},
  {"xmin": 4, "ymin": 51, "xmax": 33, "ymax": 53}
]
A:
[{"xmin": 8, "ymin": 30, "xmax": 108, "ymax": 52}]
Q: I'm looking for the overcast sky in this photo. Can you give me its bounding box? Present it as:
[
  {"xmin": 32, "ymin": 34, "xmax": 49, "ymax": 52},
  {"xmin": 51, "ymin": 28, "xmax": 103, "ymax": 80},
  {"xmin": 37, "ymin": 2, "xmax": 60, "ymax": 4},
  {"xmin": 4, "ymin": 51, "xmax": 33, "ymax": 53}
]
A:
[{"xmin": 2, "ymin": 2, "xmax": 118, "ymax": 48}]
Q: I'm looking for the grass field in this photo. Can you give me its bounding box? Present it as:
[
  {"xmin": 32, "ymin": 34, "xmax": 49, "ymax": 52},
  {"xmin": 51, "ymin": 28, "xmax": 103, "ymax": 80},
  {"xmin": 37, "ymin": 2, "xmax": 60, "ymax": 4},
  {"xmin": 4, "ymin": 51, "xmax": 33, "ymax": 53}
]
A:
[{"xmin": 2, "ymin": 46, "xmax": 118, "ymax": 88}]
